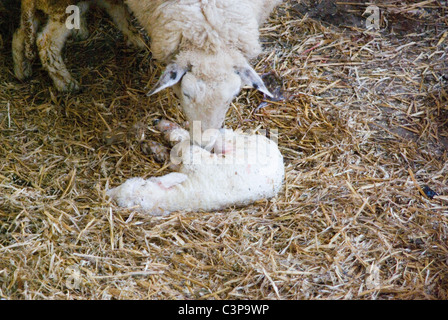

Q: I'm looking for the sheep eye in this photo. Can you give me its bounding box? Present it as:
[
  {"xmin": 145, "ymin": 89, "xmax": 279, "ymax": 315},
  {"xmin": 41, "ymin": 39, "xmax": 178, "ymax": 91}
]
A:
[{"xmin": 183, "ymin": 92, "xmax": 191, "ymax": 99}]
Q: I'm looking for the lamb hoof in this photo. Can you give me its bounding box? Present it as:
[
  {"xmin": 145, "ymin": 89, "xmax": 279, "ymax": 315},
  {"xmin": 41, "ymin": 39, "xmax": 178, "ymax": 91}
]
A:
[{"xmin": 141, "ymin": 140, "xmax": 170, "ymax": 163}]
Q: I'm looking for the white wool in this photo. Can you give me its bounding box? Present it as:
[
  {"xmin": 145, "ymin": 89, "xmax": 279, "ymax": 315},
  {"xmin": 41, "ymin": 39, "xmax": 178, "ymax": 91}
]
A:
[
  {"xmin": 107, "ymin": 129, "xmax": 284, "ymax": 215},
  {"xmin": 126, "ymin": 0, "xmax": 283, "ymax": 62}
]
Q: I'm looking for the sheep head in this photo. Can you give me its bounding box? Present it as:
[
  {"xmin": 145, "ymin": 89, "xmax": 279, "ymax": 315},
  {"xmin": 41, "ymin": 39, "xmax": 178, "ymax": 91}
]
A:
[{"xmin": 147, "ymin": 51, "xmax": 273, "ymax": 142}]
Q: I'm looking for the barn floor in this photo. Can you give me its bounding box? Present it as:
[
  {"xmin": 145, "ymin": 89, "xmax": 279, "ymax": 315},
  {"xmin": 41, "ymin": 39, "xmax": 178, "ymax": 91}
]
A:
[{"xmin": 1, "ymin": 0, "xmax": 448, "ymax": 300}]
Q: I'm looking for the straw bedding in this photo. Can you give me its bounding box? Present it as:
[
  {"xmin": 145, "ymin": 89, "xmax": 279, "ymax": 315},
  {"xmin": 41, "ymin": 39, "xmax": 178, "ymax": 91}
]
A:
[{"xmin": 0, "ymin": 0, "xmax": 447, "ymax": 299}]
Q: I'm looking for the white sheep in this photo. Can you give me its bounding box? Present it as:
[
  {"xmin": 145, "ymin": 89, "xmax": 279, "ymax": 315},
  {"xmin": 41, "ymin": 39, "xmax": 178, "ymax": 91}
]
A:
[
  {"xmin": 126, "ymin": 0, "xmax": 283, "ymax": 135},
  {"xmin": 107, "ymin": 120, "xmax": 284, "ymax": 215}
]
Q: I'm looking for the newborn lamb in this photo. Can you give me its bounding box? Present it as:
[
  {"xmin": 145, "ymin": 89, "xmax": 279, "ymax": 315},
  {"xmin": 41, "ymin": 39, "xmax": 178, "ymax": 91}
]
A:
[{"xmin": 107, "ymin": 120, "xmax": 284, "ymax": 215}]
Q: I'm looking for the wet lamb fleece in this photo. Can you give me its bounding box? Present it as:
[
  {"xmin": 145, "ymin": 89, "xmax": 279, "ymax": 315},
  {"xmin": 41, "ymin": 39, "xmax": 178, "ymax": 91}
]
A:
[{"xmin": 107, "ymin": 121, "xmax": 284, "ymax": 215}]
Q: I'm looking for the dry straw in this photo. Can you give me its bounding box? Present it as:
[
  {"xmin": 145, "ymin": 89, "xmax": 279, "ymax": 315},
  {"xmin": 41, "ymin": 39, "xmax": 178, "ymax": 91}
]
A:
[{"xmin": 0, "ymin": 0, "xmax": 447, "ymax": 299}]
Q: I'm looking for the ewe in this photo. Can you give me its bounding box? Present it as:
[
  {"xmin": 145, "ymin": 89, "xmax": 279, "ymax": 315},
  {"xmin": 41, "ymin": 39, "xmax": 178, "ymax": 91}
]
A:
[
  {"xmin": 126, "ymin": 0, "xmax": 283, "ymax": 136},
  {"xmin": 107, "ymin": 120, "xmax": 284, "ymax": 215}
]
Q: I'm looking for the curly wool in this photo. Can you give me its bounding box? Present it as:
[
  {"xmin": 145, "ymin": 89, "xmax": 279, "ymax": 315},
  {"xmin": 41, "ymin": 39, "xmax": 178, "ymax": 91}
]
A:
[{"xmin": 126, "ymin": 0, "xmax": 282, "ymax": 63}]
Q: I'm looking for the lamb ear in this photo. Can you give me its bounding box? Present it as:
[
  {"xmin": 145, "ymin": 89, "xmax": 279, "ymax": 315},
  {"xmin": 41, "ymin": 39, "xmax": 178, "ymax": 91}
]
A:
[
  {"xmin": 146, "ymin": 63, "xmax": 187, "ymax": 96},
  {"xmin": 236, "ymin": 64, "xmax": 274, "ymax": 98},
  {"xmin": 157, "ymin": 172, "xmax": 188, "ymax": 189}
]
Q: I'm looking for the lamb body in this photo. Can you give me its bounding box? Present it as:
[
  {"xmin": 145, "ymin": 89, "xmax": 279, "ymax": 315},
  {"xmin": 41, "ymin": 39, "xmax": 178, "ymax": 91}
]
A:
[
  {"xmin": 126, "ymin": 0, "xmax": 283, "ymax": 134},
  {"xmin": 107, "ymin": 121, "xmax": 284, "ymax": 215}
]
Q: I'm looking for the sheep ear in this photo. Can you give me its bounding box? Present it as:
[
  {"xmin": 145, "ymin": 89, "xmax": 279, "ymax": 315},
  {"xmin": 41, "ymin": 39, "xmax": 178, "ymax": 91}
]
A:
[
  {"xmin": 236, "ymin": 64, "xmax": 274, "ymax": 98},
  {"xmin": 146, "ymin": 63, "xmax": 187, "ymax": 96},
  {"xmin": 157, "ymin": 172, "xmax": 187, "ymax": 189}
]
